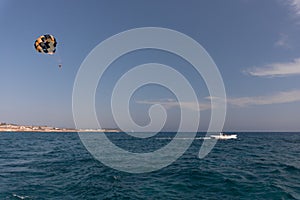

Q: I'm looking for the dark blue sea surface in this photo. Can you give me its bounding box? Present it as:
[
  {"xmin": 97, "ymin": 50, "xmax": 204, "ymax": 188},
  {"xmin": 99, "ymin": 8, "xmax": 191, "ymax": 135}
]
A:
[{"xmin": 0, "ymin": 132, "xmax": 300, "ymax": 199}]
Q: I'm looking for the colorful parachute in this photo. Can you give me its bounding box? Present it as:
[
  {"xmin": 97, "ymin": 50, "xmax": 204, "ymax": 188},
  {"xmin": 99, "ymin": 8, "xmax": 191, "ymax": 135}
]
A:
[{"xmin": 34, "ymin": 34, "xmax": 57, "ymax": 54}]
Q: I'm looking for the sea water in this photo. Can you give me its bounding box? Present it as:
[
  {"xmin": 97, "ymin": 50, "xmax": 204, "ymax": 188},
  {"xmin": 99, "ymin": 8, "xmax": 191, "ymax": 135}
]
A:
[{"xmin": 0, "ymin": 132, "xmax": 299, "ymax": 199}]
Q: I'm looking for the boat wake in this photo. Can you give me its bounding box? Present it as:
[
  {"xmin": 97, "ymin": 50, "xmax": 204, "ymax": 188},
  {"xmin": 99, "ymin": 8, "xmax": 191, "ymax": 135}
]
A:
[{"xmin": 156, "ymin": 137, "xmax": 212, "ymax": 140}]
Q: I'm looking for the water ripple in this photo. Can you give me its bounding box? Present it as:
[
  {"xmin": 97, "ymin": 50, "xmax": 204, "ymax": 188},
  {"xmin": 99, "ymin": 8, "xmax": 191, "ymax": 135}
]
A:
[{"xmin": 0, "ymin": 132, "xmax": 299, "ymax": 199}]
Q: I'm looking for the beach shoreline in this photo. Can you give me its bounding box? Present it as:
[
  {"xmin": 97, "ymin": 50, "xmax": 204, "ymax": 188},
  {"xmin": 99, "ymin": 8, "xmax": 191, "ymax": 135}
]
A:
[{"xmin": 0, "ymin": 123, "xmax": 120, "ymax": 133}]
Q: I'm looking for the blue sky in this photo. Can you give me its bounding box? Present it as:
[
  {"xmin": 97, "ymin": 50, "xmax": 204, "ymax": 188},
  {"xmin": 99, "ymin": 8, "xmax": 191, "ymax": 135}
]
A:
[{"xmin": 0, "ymin": 0, "xmax": 300, "ymax": 131}]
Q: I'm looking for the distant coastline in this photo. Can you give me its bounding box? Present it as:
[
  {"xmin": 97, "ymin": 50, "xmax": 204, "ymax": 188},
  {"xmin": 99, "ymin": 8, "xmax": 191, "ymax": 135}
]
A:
[{"xmin": 0, "ymin": 122, "xmax": 120, "ymax": 133}]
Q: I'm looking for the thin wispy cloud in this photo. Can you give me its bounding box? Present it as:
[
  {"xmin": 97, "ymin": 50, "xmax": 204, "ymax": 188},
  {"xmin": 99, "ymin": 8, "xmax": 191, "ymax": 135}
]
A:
[
  {"xmin": 228, "ymin": 90, "xmax": 300, "ymax": 107},
  {"xmin": 136, "ymin": 99, "xmax": 211, "ymax": 112},
  {"xmin": 246, "ymin": 58, "xmax": 300, "ymax": 77},
  {"xmin": 286, "ymin": 0, "xmax": 300, "ymax": 16},
  {"xmin": 137, "ymin": 90, "xmax": 300, "ymax": 110},
  {"xmin": 274, "ymin": 33, "xmax": 291, "ymax": 49}
]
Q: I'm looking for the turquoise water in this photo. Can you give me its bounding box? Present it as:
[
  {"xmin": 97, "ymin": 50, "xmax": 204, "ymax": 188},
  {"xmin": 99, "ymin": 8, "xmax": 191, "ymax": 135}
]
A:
[{"xmin": 0, "ymin": 132, "xmax": 299, "ymax": 199}]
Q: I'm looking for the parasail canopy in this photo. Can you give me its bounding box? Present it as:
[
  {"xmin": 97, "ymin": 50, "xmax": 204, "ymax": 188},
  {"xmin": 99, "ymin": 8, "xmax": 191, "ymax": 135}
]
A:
[{"xmin": 34, "ymin": 34, "xmax": 57, "ymax": 54}]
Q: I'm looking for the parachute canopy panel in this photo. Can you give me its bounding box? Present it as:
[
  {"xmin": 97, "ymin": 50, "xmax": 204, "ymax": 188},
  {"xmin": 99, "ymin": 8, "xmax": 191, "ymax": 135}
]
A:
[{"xmin": 34, "ymin": 34, "xmax": 57, "ymax": 54}]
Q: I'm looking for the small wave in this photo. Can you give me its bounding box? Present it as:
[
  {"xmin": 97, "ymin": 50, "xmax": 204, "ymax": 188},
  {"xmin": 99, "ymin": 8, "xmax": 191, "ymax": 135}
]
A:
[
  {"xmin": 113, "ymin": 175, "xmax": 121, "ymax": 180},
  {"xmin": 283, "ymin": 164, "xmax": 300, "ymax": 172},
  {"xmin": 282, "ymin": 138, "xmax": 300, "ymax": 144},
  {"xmin": 272, "ymin": 183, "xmax": 300, "ymax": 200},
  {"xmin": 270, "ymin": 168, "xmax": 281, "ymax": 174},
  {"xmin": 12, "ymin": 194, "xmax": 30, "ymax": 199}
]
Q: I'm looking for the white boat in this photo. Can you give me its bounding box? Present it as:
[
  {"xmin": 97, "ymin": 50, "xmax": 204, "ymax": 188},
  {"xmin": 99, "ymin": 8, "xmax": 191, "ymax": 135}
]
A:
[{"xmin": 210, "ymin": 133, "xmax": 237, "ymax": 140}]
